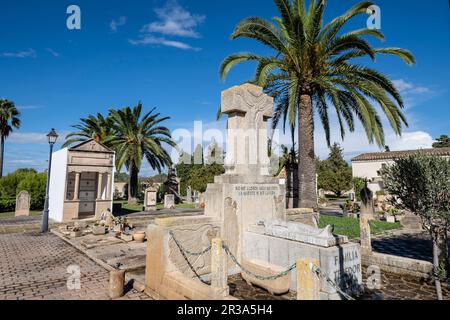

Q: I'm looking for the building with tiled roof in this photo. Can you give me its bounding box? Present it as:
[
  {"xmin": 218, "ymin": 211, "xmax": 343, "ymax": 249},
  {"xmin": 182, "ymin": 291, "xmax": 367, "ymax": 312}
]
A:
[{"xmin": 352, "ymin": 147, "xmax": 450, "ymax": 194}]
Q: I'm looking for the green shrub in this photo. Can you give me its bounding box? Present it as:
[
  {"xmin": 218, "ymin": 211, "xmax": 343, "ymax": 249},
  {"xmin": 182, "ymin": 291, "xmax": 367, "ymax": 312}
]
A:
[
  {"xmin": 352, "ymin": 177, "xmax": 365, "ymax": 201},
  {"xmin": 0, "ymin": 169, "xmax": 47, "ymax": 211},
  {"xmin": 17, "ymin": 172, "xmax": 47, "ymax": 210},
  {"xmin": 0, "ymin": 198, "xmax": 16, "ymax": 212}
]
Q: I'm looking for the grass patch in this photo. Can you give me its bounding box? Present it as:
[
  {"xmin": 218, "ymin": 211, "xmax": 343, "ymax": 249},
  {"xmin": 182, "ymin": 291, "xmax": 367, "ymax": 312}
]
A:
[
  {"xmin": 0, "ymin": 211, "xmax": 42, "ymax": 219},
  {"xmin": 319, "ymin": 215, "xmax": 402, "ymax": 239}
]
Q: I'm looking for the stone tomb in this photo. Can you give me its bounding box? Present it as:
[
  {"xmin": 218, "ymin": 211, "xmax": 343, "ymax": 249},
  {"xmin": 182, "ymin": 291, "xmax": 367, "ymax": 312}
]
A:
[
  {"xmin": 244, "ymin": 220, "xmax": 361, "ymax": 299},
  {"xmin": 15, "ymin": 190, "xmax": 30, "ymax": 217},
  {"xmin": 49, "ymin": 139, "xmax": 115, "ymax": 222},
  {"xmin": 145, "ymin": 83, "xmax": 362, "ymax": 300}
]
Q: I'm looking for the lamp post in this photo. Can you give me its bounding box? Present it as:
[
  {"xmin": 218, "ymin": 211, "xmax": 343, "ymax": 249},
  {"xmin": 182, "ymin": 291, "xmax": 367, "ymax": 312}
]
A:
[{"xmin": 41, "ymin": 128, "xmax": 58, "ymax": 233}]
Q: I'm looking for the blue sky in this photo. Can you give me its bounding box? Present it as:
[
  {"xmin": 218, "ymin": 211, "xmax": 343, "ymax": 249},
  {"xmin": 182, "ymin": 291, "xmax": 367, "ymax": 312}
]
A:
[{"xmin": 0, "ymin": 0, "xmax": 449, "ymax": 175}]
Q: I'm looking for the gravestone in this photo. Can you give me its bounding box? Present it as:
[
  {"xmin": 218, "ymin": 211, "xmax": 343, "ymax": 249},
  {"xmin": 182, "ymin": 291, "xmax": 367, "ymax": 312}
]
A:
[
  {"xmin": 144, "ymin": 187, "xmax": 157, "ymax": 211},
  {"xmin": 164, "ymin": 194, "xmax": 175, "ymax": 209},
  {"xmin": 186, "ymin": 186, "xmax": 192, "ymax": 204},
  {"xmin": 15, "ymin": 190, "xmax": 30, "ymax": 217}
]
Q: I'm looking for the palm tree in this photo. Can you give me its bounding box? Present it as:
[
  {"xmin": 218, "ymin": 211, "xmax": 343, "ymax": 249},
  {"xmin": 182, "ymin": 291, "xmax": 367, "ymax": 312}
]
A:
[
  {"xmin": 220, "ymin": 0, "xmax": 415, "ymax": 209},
  {"xmin": 107, "ymin": 103, "xmax": 176, "ymax": 204},
  {"xmin": 0, "ymin": 99, "xmax": 21, "ymax": 177},
  {"xmin": 63, "ymin": 113, "xmax": 114, "ymax": 148}
]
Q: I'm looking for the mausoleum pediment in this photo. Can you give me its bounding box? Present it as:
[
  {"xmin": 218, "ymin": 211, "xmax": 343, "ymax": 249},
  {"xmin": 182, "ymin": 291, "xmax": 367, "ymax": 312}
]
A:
[{"xmin": 69, "ymin": 139, "xmax": 114, "ymax": 153}]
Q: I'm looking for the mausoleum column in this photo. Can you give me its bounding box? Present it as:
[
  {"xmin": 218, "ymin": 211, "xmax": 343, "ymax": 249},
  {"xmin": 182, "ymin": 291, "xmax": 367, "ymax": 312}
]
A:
[
  {"xmin": 106, "ymin": 173, "xmax": 112, "ymax": 200},
  {"xmin": 73, "ymin": 173, "xmax": 80, "ymax": 200},
  {"xmin": 97, "ymin": 173, "xmax": 103, "ymax": 200}
]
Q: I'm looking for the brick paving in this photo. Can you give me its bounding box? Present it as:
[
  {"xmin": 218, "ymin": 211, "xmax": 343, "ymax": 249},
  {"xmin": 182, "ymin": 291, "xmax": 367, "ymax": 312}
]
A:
[
  {"xmin": 361, "ymin": 266, "xmax": 450, "ymax": 300},
  {"xmin": 1, "ymin": 219, "xmax": 449, "ymax": 300},
  {"xmin": 0, "ymin": 232, "xmax": 151, "ymax": 300}
]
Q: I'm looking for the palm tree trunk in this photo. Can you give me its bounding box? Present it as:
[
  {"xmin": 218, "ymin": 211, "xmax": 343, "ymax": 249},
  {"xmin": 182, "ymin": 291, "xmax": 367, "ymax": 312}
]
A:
[
  {"xmin": 128, "ymin": 162, "xmax": 139, "ymax": 205},
  {"xmin": 290, "ymin": 125, "xmax": 299, "ymax": 208},
  {"xmin": 298, "ymin": 94, "xmax": 317, "ymax": 209},
  {"xmin": 0, "ymin": 135, "xmax": 4, "ymax": 178}
]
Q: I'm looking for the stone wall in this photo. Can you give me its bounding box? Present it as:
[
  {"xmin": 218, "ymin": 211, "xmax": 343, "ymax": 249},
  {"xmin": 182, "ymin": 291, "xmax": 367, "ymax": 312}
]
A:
[{"xmin": 362, "ymin": 252, "xmax": 433, "ymax": 279}]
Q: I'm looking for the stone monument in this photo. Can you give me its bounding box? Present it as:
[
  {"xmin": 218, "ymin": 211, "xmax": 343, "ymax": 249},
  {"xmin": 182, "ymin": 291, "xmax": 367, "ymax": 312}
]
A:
[
  {"xmin": 204, "ymin": 83, "xmax": 286, "ymax": 260},
  {"xmin": 144, "ymin": 187, "xmax": 157, "ymax": 211},
  {"xmin": 164, "ymin": 166, "xmax": 181, "ymax": 203},
  {"xmin": 144, "ymin": 83, "xmax": 362, "ymax": 301},
  {"xmin": 15, "ymin": 190, "xmax": 30, "ymax": 217}
]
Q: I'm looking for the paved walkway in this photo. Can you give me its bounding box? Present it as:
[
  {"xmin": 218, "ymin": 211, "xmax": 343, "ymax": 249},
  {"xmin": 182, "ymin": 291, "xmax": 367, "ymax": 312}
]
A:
[
  {"xmin": 0, "ymin": 232, "xmax": 151, "ymax": 300},
  {"xmin": 372, "ymin": 231, "xmax": 450, "ymax": 262}
]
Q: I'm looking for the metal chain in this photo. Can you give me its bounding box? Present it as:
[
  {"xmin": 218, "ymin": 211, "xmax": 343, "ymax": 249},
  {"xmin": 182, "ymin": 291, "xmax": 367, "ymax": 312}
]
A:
[
  {"xmin": 169, "ymin": 231, "xmax": 353, "ymax": 299},
  {"xmin": 310, "ymin": 264, "xmax": 355, "ymax": 300},
  {"xmin": 222, "ymin": 244, "xmax": 296, "ymax": 281},
  {"xmin": 169, "ymin": 231, "xmax": 212, "ymax": 256},
  {"xmin": 169, "ymin": 231, "xmax": 209, "ymax": 284}
]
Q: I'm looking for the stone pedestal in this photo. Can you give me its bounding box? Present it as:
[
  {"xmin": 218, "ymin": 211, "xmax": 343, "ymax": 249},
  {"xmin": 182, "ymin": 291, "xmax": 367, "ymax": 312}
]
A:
[
  {"xmin": 360, "ymin": 215, "xmax": 372, "ymax": 255},
  {"xmin": 210, "ymin": 238, "xmax": 229, "ymax": 297},
  {"xmin": 109, "ymin": 270, "xmax": 125, "ymax": 299},
  {"xmin": 297, "ymin": 258, "xmax": 320, "ymax": 300}
]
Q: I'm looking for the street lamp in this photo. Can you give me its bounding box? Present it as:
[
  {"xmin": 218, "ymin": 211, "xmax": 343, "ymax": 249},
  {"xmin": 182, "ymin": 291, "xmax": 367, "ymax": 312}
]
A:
[{"xmin": 41, "ymin": 128, "xmax": 58, "ymax": 233}]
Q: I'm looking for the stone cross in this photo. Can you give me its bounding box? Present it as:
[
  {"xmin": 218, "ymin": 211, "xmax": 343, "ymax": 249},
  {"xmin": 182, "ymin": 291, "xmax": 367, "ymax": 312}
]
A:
[
  {"xmin": 221, "ymin": 83, "xmax": 273, "ymax": 176},
  {"xmin": 15, "ymin": 190, "xmax": 30, "ymax": 217}
]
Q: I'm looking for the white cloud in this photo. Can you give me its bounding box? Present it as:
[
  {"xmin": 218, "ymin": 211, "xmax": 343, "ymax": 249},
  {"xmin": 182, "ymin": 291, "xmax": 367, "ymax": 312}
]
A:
[
  {"xmin": 393, "ymin": 79, "xmax": 431, "ymax": 94},
  {"xmin": 130, "ymin": 0, "xmax": 204, "ymax": 50},
  {"xmin": 392, "ymin": 79, "xmax": 433, "ymax": 109},
  {"xmin": 46, "ymin": 48, "xmax": 60, "ymax": 57},
  {"xmin": 1, "ymin": 48, "xmax": 36, "ymax": 58},
  {"xmin": 141, "ymin": 0, "xmax": 205, "ymax": 38},
  {"xmin": 110, "ymin": 16, "xmax": 127, "ymax": 33},
  {"xmin": 8, "ymin": 131, "xmax": 69, "ymax": 144},
  {"xmin": 129, "ymin": 35, "xmax": 200, "ymax": 51},
  {"xmin": 17, "ymin": 105, "xmax": 44, "ymax": 110}
]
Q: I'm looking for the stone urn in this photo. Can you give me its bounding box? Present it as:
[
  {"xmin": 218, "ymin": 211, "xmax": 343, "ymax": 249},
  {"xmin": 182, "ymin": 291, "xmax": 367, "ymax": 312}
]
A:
[{"xmin": 133, "ymin": 231, "xmax": 146, "ymax": 243}]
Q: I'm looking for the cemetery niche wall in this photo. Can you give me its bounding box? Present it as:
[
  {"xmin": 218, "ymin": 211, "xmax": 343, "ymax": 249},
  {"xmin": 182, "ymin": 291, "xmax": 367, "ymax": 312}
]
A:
[
  {"xmin": 144, "ymin": 83, "xmax": 362, "ymax": 300},
  {"xmin": 49, "ymin": 139, "xmax": 115, "ymax": 222}
]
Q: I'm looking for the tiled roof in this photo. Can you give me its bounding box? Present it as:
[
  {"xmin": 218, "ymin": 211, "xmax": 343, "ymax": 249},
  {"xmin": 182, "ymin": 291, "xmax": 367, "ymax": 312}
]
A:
[{"xmin": 351, "ymin": 147, "xmax": 450, "ymax": 162}]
